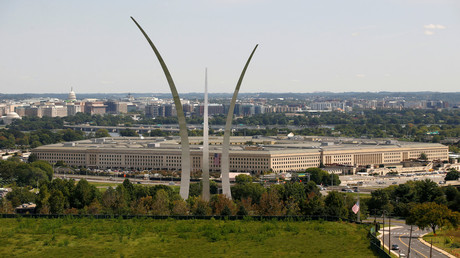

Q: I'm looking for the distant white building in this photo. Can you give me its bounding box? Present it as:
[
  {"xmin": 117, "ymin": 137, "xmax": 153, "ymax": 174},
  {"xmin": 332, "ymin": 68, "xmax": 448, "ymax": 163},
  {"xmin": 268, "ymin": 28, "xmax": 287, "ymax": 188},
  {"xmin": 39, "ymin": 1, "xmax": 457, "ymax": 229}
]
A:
[{"xmin": 0, "ymin": 112, "xmax": 21, "ymax": 125}]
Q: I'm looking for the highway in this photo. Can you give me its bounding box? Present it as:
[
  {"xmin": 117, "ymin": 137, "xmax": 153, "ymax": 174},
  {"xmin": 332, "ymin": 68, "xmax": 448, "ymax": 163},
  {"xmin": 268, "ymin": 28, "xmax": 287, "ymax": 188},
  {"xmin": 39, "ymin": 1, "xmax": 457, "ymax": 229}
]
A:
[
  {"xmin": 53, "ymin": 173, "xmax": 178, "ymax": 186},
  {"xmin": 374, "ymin": 219, "xmax": 450, "ymax": 258}
]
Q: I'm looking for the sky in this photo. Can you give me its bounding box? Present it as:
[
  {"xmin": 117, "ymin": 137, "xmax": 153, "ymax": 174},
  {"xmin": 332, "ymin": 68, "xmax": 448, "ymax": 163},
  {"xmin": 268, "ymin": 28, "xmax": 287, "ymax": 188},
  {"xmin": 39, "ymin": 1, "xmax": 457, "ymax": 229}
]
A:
[{"xmin": 1, "ymin": 0, "xmax": 460, "ymax": 94}]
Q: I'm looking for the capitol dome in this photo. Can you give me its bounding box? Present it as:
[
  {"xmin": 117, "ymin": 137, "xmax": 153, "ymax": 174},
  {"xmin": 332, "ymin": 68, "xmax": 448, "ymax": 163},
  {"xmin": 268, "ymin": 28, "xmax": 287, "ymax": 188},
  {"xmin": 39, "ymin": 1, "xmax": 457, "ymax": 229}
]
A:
[{"xmin": 68, "ymin": 87, "xmax": 77, "ymax": 101}]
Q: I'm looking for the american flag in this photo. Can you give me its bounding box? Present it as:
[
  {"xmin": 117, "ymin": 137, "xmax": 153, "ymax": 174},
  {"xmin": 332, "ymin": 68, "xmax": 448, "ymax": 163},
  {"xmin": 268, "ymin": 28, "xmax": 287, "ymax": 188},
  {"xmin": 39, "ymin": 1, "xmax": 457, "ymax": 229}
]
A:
[{"xmin": 352, "ymin": 201, "xmax": 360, "ymax": 214}]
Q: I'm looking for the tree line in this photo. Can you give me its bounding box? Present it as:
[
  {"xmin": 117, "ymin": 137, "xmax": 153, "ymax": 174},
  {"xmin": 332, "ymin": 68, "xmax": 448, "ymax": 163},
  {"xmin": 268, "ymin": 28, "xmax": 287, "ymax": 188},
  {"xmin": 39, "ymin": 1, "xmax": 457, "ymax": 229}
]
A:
[
  {"xmin": 3, "ymin": 110, "xmax": 460, "ymax": 149},
  {"xmin": 366, "ymin": 178, "xmax": 460, "ymax": 216}
]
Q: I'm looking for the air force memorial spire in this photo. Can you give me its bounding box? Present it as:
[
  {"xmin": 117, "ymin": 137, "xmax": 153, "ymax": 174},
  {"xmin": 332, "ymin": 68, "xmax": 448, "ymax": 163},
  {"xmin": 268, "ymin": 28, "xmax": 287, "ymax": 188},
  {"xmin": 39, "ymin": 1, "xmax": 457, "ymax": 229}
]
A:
[
  {"xmin": 131, "ymin": 17, "xmax": 191, "ymax": 200},
  {"xmin": 131, "ymin": 16, "xmax": 258, "ymax": 200},
  {"xmin": 221, "ymin": 45, "xmax": 258, "ymax": 199}
]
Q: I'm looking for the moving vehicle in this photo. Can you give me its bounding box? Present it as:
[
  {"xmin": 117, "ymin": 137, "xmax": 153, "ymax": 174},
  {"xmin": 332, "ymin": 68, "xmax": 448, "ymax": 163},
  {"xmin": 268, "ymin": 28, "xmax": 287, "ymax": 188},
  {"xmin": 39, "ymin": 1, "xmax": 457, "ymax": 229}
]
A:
[{"xmin": 391, "ymin": 244, "xmax": 399, "ymax": 250}]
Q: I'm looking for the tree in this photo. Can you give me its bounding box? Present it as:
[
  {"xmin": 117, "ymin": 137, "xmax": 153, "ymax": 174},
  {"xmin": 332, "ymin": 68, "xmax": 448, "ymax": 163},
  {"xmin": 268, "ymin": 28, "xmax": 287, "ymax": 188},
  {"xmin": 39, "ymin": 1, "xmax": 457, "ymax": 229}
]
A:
[
  {"xmin": 72, "ymin": 179, "xmax": 99, "ymax": 209},
  {"xmin": 171, "ymin": 199, "xmax": 189, "ymax": 215},
  {"xmin": 49, "ymin": 189, "xmax": 65, "ymax": 214},
  {"xmin": 27, "ymin": 153, "xmax": 38, "ymax": 163},
  {"xmin": 189, "ymin": 182, "xmax": 202, "ymax": 198},
  {"xmin": 367, "ymin": 189, "xmax": 393, "ymax": 213},
  {"xmin": 87, "ymin": 199, "xmax": 102, "ymax": 215},
  {"xmin": 301, "ymin": 192, "xmax": 324, "ymax": 216},
  {"xmin": 445, "ymin": 169, "xmax": 460, "ymax": 181},
  {"xmin": 305, "ymin": 167, "xmax": 340, "ymax": 186},
  {"xmin": 0, "ymin": 199, "xmax": 14, "ymax": 214},
  {"xmin": 414, "ymin": 179, "xmax": 446, "ymax": 204},
  {"xmin": 231, "ymin": 181, "xmax": 266, "ymax": 203},
  {"xmin": 6, "ymin": 187, "xmax": 36, "ymax": 207},
  {"xmin": 236, "ymin": 197, "xmax": 255, "ymax": 216},
  {"xmin": 36, "ymin": 184, "xmax": 51, "ymax": 214},
  {"xmin": 210, "ymin": 194, "xmax": 235, "ymax": 216},
  {"xmin": 257, "ymin": 189, "xmax": 285, "ymax": 216},
  {"xmin": 119, "ymin": 129, "xmax": 138, "ymax": 137},
  {"xmin": 443, "ymin": 186, "xmax": 460, "ymax": 212},
  {"xmin": 31, "ymin": 160, "xmax": 53, "ymax": 181},
  {"xmin": 419, "ymin": 152, "xmax": 428, "ymax": 160},
  {"xmin": 95, "ymin": 129, "xmax": 110, "ymax": 138},
  {"xmin": 407, "ymin": 202, "xmax": 460, "ymax": 235},
  {"xmin": 0, "ymin": 160, "xmax": 19, "ymax": 184},
  {"xmin": 235, "ymin": 174, "xmax": 253, "ymax": 184},
  {"xmin": 151, "ymin": 189, "xmax": 170, "ymax": 216},
  {"xmin": 55, "ymin": 160, "xmax": 67, "ymax": 167},
  {"xmin": 190, "ymin": 197, "xmax": 211, "ymax": 216},
  {"xmin": 324, "ymin": 191, "xmax": 347, "ymax": 219}
]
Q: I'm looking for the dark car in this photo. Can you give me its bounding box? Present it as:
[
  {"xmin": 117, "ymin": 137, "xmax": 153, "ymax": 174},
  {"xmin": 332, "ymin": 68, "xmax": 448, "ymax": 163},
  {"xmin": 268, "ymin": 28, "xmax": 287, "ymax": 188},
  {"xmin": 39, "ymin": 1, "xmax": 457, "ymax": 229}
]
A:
[{"xmin": 391, "ymin": 244, "xmax": 399, "ymax": 250}]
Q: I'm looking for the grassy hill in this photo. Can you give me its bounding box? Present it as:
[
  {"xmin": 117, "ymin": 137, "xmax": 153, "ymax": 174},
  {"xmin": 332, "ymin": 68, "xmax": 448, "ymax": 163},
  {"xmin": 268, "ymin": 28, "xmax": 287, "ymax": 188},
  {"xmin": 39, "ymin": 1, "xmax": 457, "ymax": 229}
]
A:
[{"xmin": 0, "ymin": 217, "xmax": 376, "ymax": 257}]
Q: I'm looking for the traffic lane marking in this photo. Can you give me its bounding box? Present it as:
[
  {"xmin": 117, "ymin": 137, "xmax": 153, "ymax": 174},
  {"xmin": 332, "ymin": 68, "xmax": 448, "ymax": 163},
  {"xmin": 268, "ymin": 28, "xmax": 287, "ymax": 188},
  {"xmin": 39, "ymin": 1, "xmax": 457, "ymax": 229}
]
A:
[
  {"xmin": 394, "ymin": 228, "xmax": 430, "ymax": 258},
  {"xmin": 397, "ymin": 234, "xmax": 428, "ymax": 258}
]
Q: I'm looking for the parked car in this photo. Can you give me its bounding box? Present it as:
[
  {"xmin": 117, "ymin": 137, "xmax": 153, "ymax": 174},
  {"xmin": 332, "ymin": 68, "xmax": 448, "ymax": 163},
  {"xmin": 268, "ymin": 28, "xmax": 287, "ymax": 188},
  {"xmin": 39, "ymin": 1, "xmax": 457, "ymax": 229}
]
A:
[
  {"xmin": 391, "ymin": 244, "xmax": 399, "ymax": 250},
  {"xmin": 439, "ymin": 181, "xmax": 446, "ymax": 184}
]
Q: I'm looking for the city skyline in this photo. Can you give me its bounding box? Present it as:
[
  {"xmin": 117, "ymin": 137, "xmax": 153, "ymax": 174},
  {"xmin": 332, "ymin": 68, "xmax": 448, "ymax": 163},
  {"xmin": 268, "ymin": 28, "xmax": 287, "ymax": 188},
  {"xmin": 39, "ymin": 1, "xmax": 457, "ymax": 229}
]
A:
[{"xmin": 1, "ymin": 0, "xmax": 460, "ymax": 94}]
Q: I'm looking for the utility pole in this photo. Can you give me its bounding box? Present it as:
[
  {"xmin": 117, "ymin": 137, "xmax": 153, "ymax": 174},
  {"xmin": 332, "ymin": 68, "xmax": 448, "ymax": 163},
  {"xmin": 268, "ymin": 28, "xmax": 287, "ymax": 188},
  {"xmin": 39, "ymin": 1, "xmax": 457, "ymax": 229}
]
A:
[
  {"xmin": 382, "ymin": 211, "xmax": 385, "ymax": 251},
  {"xmin": 430, "ymin": 239, "xmax": 433, "ymax": 258},
  {"xmin": 408, "ymin": 224, "xmax": 413, "ymax": 258},
  {"xmin": 373, "ymin": 209, "xmax": 378, "ymax": 236}
]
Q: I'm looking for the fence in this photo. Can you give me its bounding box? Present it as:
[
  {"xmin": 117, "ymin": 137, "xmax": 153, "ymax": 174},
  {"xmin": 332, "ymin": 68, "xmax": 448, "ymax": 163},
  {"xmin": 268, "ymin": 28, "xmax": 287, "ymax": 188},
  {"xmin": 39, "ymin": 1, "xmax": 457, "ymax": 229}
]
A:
[
  {"xmin": 0, "ymin": 213, "xmax": 361, "ymax": 222},
  {"xmin": 369, "ymin": 225, "xmax": 391, "ymax": 258}
]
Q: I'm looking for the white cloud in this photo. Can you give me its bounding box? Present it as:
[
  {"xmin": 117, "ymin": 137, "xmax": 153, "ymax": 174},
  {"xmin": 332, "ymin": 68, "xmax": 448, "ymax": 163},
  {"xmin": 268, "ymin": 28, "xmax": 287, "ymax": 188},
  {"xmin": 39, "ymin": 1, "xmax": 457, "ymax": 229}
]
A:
[
  {"xmin": 424, "ymin": 30, "xmax": 434, "ymax": 35},
  {"xmin": 424, "ymin": 24, "xmax": 446, "ymax": 30},
  {"xmin": 351, "ymin": 32, "xmax": 359, "ymax": 37},
  {"xmin": 100, "ymin": 80, "xmax": 114, "ymax": 85},
  {"xmin": 291, "ymin": 79, "xmax": 300, "ymax": 82},
  {"xmin": 355, "ymin": 74, "xmax": 366, "ymax": 78}
]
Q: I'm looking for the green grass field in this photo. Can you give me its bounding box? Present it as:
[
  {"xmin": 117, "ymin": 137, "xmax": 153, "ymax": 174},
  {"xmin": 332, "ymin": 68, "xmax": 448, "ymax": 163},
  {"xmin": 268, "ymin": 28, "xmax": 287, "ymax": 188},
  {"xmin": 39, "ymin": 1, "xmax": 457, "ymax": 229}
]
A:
[
  {"xmin": 423, "ymin": 229, "xmax": 460, "ymax": 257},
  {"xmin": 0, "ymin": 218, "xmax": 376, "ymax": 257}
]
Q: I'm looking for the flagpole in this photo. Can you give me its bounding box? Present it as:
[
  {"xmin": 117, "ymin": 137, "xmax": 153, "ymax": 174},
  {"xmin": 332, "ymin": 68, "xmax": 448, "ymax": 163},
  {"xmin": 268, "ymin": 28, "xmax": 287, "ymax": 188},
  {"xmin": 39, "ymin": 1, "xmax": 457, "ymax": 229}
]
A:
[{"xmin": 357, "ymin": 187, "xmax": 360, "ymax": 222}]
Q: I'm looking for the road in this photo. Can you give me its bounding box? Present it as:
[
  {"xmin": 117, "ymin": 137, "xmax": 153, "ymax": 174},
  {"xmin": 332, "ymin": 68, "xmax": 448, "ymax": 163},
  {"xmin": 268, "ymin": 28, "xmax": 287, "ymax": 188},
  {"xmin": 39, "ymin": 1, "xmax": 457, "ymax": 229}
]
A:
[
  {"xmin": 339, "ymin": 174, "xmax": 459, "ymax": 190},
  {"xmin": 376, "ymin": 220, "xmax": 449, "ymax": 258},
  {"xmin": 53, "ymin": 173, "xmax": 178, "ymax": 186}
]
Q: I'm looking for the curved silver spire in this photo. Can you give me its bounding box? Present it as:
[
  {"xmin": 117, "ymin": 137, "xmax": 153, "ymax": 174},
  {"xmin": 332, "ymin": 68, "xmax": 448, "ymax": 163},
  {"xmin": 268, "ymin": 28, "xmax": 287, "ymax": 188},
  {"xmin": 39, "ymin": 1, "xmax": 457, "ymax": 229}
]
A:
[
  {"xmin": 131, "ymin": 17, "xmax": 191, "ymax": 200},
  {"xmin": 221, "ymin": 44, "xmax": 258, "ymax": 199}
]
